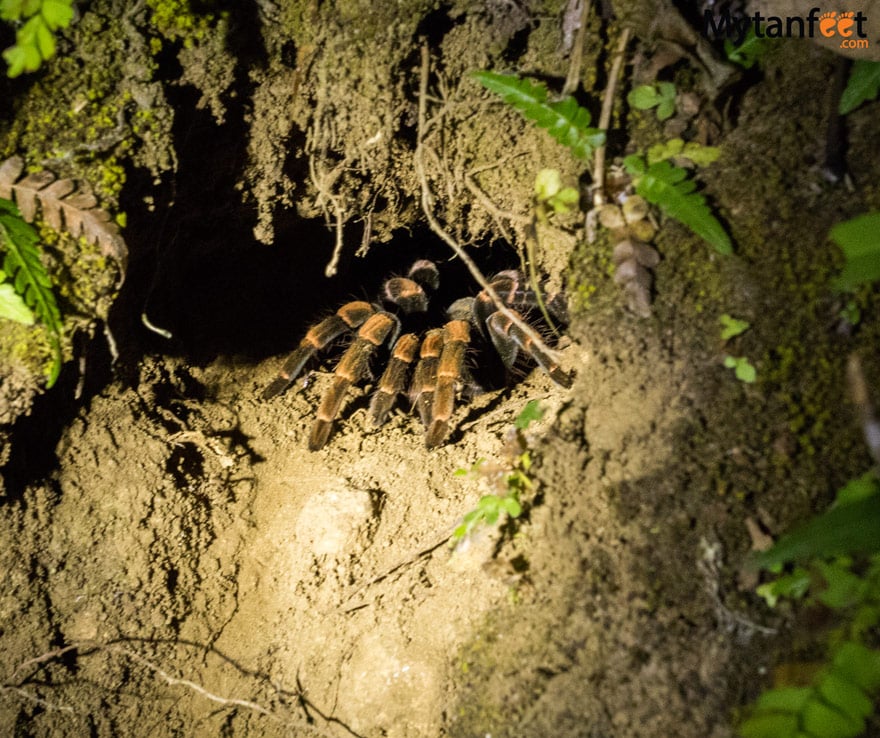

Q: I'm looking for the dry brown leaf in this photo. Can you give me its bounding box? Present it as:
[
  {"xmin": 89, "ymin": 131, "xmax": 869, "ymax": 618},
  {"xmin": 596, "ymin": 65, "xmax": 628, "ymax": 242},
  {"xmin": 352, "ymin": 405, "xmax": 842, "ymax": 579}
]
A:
[{"xmin": 0, "ymin": 156, "xmax": 127, "ymax": 267}]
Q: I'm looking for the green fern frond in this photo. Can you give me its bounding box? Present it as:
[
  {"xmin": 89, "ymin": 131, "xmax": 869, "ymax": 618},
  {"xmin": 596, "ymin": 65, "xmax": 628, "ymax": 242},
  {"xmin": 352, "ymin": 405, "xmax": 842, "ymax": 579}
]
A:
[
  {"xmin": 0, "ymin": 197, "xmax": 62, "ymax": 386},
  {"xmin": 624, "ymin": 154, "xmax": 733, "ymax": 255},
  {"xmin": 739, "ymin": 642, "xmax": 880, "ymax": 738},
  {"xmin": 1, "ymin": 0, "xmax": 74, "ymax": 77},
  {"xmin": 472, "ymin": 70, "xmax": 605, "ymax": 161}
]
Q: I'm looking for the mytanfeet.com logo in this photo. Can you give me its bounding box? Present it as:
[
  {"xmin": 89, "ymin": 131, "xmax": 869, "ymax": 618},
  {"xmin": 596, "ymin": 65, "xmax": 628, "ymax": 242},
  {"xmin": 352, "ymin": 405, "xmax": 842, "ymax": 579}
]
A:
[{"xmin": 705, "ymin": 7, "xmax": 870, "ymax": 51}]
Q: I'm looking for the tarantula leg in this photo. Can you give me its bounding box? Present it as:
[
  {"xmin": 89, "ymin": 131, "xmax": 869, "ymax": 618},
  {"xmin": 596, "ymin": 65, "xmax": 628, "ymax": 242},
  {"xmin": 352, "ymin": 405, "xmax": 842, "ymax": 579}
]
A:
[
  {"xmin": 369, "ymin": 333, "xmax": 420, "ymax": 427},
  {"xmin": 263, "ymin": 300, "xmax": 376, "ymax": 400},
  {"xmin": 474, "ymin": 270, "xmax": 569, "ymax": 330},
  {"xmin": 406, "ymin": 259, "xmax": 440, "ymax": 290},
  {"xmin": 309, "ymin": 311, "xmax": 399, "ymax": 450},
  {"xmin": 486, "ymin": 311, "xmax": 573, "ymax": 389},
  {"xmin": 426, "ymin": 319, "xmax": 470, "ymax": 449},
  {"xmin": 471, "ymin": 270, "xmax": 523, "ymax": 331},
  {"xmin": 381, "ymin": 260, "xmax": 440, "ymax": 314},
  {"xmin": 383, "ymin": 277, "xmax": 428, "ymax": 314},
  {"xmin": 409, "ymin": 328, "xmax": 444, "ymax": 427}
]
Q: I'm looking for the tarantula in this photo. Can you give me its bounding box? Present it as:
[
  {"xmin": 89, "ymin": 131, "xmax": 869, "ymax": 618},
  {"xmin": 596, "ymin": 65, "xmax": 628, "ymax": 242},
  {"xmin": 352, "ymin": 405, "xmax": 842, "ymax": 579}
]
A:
[{"xmin": 262, "ymin": 259, "xmax": 572, "ymax": 450}]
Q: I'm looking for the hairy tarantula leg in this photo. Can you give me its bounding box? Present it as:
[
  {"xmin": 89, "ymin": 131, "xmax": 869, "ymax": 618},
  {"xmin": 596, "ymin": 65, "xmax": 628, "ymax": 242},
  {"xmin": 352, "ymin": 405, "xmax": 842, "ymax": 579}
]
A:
[
  {"xmin": 486, "ymin": 311, "xmax": 573, "ymax": 389},
  {"xmin": 262, "ymin": 301, "xmax": 376, "ymax": 400},
  {"xmin": 474, "ymin": 271, "xmax": 569, "ymax": 331},
  {"xmin": 381, "ymin": 260, "xmax": 440, "ymax": 314},
  {"xmin": 309, "ymin": 311, "xmax": 399, "ymax": 451},
  {"xmin": 409, "ymin": 328, "xmax": 444, "ymax": 427},
  {"xmin": 369, "ymin": 333, "xmax": 420, "ymax": 427},
  {"xmin": 383, "ymin": 277, "xmax": 428, "ymax": 314},
  {"xmin": 406, "ymin": 259, "xmax": 440, "ymax": 290},
  {"xmin": 426, "ymin": 319, "xmax": 470, "ymax": 449}
]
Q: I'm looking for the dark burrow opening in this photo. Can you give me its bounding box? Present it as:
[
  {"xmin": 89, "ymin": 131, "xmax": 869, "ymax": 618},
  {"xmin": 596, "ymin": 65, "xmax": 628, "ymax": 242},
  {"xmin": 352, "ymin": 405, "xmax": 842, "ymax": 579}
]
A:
[{"xmin": 2, "ymin": 58, "xmax": 567, "ymax": 496}]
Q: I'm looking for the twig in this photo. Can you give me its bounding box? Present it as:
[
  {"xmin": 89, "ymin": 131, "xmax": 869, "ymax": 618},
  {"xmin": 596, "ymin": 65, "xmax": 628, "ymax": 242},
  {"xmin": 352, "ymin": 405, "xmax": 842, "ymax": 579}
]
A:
[
  {"xmin": 415, "ymin": 44, "xmax": 570, "ymax": 380},
  {"xmin": 562, "ymin": 0, "xmax": 592, "ymax": 97},
  {"xmin": 848, "ymin": 354, "xmax": 880, "ymax": 468},
  {"xmin": 592, "ymin": 26, "xmax": 631, "ymax": 208}
]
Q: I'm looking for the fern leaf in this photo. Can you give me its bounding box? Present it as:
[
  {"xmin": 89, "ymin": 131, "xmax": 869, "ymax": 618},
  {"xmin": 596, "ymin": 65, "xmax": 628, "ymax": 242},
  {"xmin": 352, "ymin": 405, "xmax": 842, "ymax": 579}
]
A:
[
  {"xmin": 0, "ymin": 270, "xmax": 35, "ymax": 324},
  {"xmin": 624, "ymin": 155, "xmax": 733, "ymax": 255},
  {"xmin": 0, "ymin": 197, "xmax": 62, "ymax": 385},
  {"xmin": 0, "ymin": 156, "xmax": 127, "ymax": 267},
  {"xmin": 472, "ymin": 71, "xmax": 605, "ymax": 161}
]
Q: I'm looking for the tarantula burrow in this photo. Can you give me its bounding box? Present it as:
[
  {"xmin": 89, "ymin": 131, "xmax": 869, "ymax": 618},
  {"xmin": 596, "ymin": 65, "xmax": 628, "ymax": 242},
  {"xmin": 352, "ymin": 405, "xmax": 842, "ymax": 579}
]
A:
[{"xmin": 262, "ymin": 259, "xmax": 572, "ymax": 450}]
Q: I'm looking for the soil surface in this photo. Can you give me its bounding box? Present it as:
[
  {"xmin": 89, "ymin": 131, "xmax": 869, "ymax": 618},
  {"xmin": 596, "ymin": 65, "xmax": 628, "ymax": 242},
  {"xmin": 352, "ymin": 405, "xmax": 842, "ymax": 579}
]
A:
[{"xmin": 1, "ymin": 2, "xmax": 879, "ymax": 737}]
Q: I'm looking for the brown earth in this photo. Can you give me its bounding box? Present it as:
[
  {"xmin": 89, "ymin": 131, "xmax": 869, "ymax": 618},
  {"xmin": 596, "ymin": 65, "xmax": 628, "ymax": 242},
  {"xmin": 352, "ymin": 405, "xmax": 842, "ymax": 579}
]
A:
[{"xmin": 1, "ymin": 2, "xmax": 879, "ymax": 737}]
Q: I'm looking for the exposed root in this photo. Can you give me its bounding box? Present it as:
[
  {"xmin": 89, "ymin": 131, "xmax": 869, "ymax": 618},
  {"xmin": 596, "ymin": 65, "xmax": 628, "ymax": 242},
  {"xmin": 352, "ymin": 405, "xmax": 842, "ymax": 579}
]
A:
[
  {"xmin": 3, "ymin": 640, "xmax": 361, "ymax": 738},
  {"xmin": 415, "ymin": 44, "xmax": 572, "ymax": 382}
]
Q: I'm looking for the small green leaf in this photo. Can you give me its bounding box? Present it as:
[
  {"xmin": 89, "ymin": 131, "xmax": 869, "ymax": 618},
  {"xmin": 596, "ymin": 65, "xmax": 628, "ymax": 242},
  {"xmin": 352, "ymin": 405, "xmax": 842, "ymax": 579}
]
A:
[
  {"xmin": 2, "ymin": 44, "xmax": 28, "ymax": 77},
  {"xmin": 839, "ymin": 60, "xmax": 880, "ymax": 115},
  {"xmin": 832, "ymin": 642, "xmax": 880, "ymax": 693},
  {"xmin": 501, "ymin": 496, "xmax": 522, "ymax": 518},
  {"xmin": 735, "ymin": 361, "xmax": 756, "ymax": 383},
  {"xmin": 647, "ymin": 138, "xmax": 724, "ymax": 168},
  {"xmin": 816, "ymin": 560, "xmax": 865, "ymax": 609},
  {"xmin": 657, "ymin": 82, "xmax": 675, "ymax": 99},
  {"xmin": 21, "ymin": 0, "xmax": 39, "ymax": 16},
  {"xmin": 628, "ymin": 84, "xmax": 663, "ymax": 110},
  {"xmin": 756, "ymin": 568, "xmax": 811, "ymax": 607},
  {"xmin": 515, "ymin": 400, "xmax": 544, "ymax": 429},
  {"xmin": 723, "ymin": 355, "xmax": 755, "ymax": 383},
  {"xmin": 535, "ymin": 168, "xmax": 564, "ymax": 201},
  {"xmin": 801, "ymin": 696, "xmax": 863, "ymax": 738},
  {"xmin": 0, "ymin": 0, "xmax": 25, "ymax": 21},
  {"xmin": 41, "ymin": 0, "xmax": 74, "ymax": 31},
  {"xmin": 35, "ymin": 18, "xmax": 54, "ymax": 60},
  {"xmin": 549, "ymin": 187, "xmax": 579, "ymax": 214},
  {"xmin": 628, "ymin": 83, "xmax": 675, "ymax": 120},
  {"xmin": 719, "ymin": 313, "xmax": 750, "ymax": 340},
  {"xmin": 835, "ymin": 472, "xmax": 880, "ymax": 506},
  {"xmin": 830, "ymin": 212, "xmax": 880, "ymax": 291},
  {"xmin": 754, "ymin": 686, "xmax": 814, "ymax": 713},
  {"xmin": 738, "ymin": 711, "xmax": 799, "ymax": 738},
  {"xmin": 725, "ymin": 28, "xmax": 772, "ymax": 69},
  {"xmin": 0, "ymin": 281, "xmax": 35, "ymax": 324},
  {"xmin": 817, "ymin": 672, "xmax": 874, "ymax": 721},
  {"xmin": 681, "ymin": 142, "xmax": 721, "ymax": 167},
  {"xmin": 655, "ymin": 98, "xmax": 675, "ymax": 121}
]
